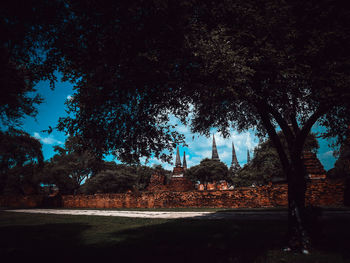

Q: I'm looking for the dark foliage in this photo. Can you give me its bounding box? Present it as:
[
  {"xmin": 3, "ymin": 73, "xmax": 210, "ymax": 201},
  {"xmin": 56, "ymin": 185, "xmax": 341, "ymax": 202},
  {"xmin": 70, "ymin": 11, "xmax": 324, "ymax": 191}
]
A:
[
  {"xmin": 0, "ymin": 0, "xmax": 63, "ymax": 126},
  {"xmin": 2, "ymin": 0, "xmax": 350, "ymax": 250},
  {"xmin": 234, "ymin": 133, "xmax": 319, "ymax": 187},
  {"xmin": 80, "ymin": 165, "xmax": 137, "ymax": 194},
  {"xmin": 0, "ymin": 129, "xmax": 43, "ymax": 194},
  {"xmin": 186, "ymin": 158, "xmax": 229, "ymax": 185},
  {"xmin": 327, "ymin": 133, "xmax": 350, "ymax": 179},
  {"xmin": 40, "ymin": 136, "xmax": 102, "ymax": 194},
  {"xmin": 80, "ymin": 162, "xmax": 160, "ymax": 194}
]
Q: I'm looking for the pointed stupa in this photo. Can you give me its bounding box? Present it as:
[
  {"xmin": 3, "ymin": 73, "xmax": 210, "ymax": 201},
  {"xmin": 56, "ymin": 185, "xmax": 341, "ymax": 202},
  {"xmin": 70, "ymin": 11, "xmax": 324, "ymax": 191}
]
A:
[
  {"xmin": 212, "ymin": 134, "xmax": 220, "ymax": 161},
  {"xmin": 230, "ymin": 141, "xmax": 240, "ymax": 170},
  {"xmin": 247, "ymin": 149, "xmax": 251, "ymax": 163},
  {"xmin": 175, "ymin": 146, "xmax": 182, "ymax": 167},
  {"xmin": 183, "ymin": 151, "xmax": 187, "ymax": 170}
]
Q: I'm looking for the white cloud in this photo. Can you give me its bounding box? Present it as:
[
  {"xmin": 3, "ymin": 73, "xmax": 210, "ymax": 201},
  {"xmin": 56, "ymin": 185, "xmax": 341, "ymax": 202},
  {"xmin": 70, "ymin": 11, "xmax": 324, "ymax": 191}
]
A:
[
  {"xmin": 33, "ymin": 132, "xmax": 63, "ymax": 145},
  {"xmin": 194, "ymin": 150, "xmax": 212, "ymax": 159},
  {"xmin": 147, "ymin": 114, "xmax": 260, "ymax": 169},
  {"xmin": 176, "ymin": 124, "xmax": 190, "ymax": 134},
  {"xmin": 321, "ymin": 150, "xmax": 334, "ymax": 157},
  {"xmin": 219, "ymin": 150, "xmax": 231, "ymax": 161}
]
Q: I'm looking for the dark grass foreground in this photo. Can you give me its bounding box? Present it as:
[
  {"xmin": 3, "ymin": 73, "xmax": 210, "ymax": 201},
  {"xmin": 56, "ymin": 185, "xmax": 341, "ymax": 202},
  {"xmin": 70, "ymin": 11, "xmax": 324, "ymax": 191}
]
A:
[{"xmin": 0, "ymin": 211, "xmax": 349, "ymax": 263}]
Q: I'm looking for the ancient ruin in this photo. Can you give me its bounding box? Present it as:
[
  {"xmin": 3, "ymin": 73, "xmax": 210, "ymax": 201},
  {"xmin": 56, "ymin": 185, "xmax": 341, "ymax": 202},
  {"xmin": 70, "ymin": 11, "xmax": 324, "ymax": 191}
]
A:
[
  {"xmin": 230, "ymin": 141, "xmax": 241, "ymax": 175},
  {"xmin": 1, "ymin": 134, "xmax": 345, "ymax": 210}
]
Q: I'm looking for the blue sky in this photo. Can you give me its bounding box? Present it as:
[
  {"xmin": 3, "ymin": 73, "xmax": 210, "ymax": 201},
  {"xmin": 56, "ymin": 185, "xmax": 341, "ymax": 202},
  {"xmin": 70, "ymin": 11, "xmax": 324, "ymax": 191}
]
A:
[{"xmin": 22, "ymin": 79, "xmax": 337, "ymax": 171}]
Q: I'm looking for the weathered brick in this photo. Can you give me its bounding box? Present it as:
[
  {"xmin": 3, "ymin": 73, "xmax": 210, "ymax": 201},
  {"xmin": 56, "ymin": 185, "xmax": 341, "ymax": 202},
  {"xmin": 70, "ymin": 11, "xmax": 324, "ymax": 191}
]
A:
[{"xmin": 0, "ymin": 179, "xmax": 346, "ymax": 209}]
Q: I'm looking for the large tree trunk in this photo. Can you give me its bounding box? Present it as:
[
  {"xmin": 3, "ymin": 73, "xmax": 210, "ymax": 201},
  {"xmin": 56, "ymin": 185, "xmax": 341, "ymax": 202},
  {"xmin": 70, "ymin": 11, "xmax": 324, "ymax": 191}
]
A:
[{"xmin": 286, "ymin": 155, "xmax": 310, "ymax": 253}]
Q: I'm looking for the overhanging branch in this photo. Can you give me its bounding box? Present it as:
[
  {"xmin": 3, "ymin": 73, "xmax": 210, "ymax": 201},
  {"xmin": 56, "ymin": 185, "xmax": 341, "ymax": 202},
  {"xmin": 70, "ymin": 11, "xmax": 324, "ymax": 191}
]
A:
[
  {"xmin": 295, "ymin": 105, "xmax": 331, "ymax": 154},
  {"xmin": 257, "ymin": 105, "xmax": 291, "ymax": 176}
]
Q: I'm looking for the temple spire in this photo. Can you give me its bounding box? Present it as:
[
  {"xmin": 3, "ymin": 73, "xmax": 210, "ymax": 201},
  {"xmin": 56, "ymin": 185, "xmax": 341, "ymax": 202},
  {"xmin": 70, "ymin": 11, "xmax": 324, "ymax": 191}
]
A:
[
  {"xmin": 212, "ymin": 134, "xmax": 220, "ymax": 161},
  {"xmin": 183, "ymin": 151, "xmax": 187, "ymax": 170},
  {"xmin": 175, "ymin": 146, "xmax": 182, "ymax": 167},
  {"xmin": 230, "ymin": 141, "xmax": 240, "ymax": 169}
]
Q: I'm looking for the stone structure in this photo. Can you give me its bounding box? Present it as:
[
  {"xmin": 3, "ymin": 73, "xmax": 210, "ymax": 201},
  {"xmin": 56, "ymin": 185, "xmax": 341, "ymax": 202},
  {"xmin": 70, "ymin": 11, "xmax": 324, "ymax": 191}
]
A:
[
  {"xmin": 1, "ymin": 179, "xmax": 345, "ymax": 208},
  {"xmin": 172, "ymin": 146, "xmax": 185, "ymax": 177},
  {"xmin": 147, "ymin": 173, "xmax": 194, "ymax": 192},
  {"xmin": 247, "ymin": 149, "xmax": 251, "ymax": 163},
  {"xmin": 212, "ymin": 134, "xmax": 220, "ymax": 161},
  {"xmin": 175, "ymin": 146, "xmax": 182, "ymax": 167},
  {"xmin": 302, "ymin": 151, "xmax": 327, "ymax": 179},
  {"xmin": 183, "ymin": 151, "xmax": 187, "ymax": 170},
  {"xmin": 230, "ymin": 141, "xmax": 241, "ymax": 174},
  {"xmin": 148, "ymin": 146, "xmax": 194, "ymax": 192},
  {"xmin": 167, "ymin": 177, "xmax": 194, "ymax": 191},
  {"xmin": 217, "ymin": 180, "xmax": 229, "ymax": 190},
  {"xmin": 2, "ymin": 134, "xmax": 344, "ymax": 210},
  {"xmin": 146, "ymin": 173, "xmax": 168, "ymax": 191}
]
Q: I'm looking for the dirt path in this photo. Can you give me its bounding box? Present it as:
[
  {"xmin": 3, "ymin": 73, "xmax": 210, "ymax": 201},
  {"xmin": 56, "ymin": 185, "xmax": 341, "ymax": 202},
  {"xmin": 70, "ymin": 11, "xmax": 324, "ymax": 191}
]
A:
[
  {"xmin": 4, "ymin": 209, "xmax": 350, "ymax": 220},
  {"xmin": 5, "ymin": 209, "xmax": 215, "ymax": 219}
]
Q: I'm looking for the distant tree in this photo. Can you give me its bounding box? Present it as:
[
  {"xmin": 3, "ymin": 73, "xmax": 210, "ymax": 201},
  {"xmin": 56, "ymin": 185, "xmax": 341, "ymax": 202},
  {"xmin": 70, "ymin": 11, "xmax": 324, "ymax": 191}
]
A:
[
  {"xmin": 327, "ymin": 133, "xmax": 350, "ymax": 179},
  {"xmin": 80, "ymin": 162, "xmax": 165, "ymax": 194},
  {"xmin": 186, "ymin": 158, "xmax": 228, "ymax": 187},
  {"xmin": 326, "ymin": 133, "xmax": 350, "ymax": 206},
  {"xmin": 0, "ymin": 129, "xmax": 43, "ymax": 194},
  {"xmin": 42, "ymin": 136, "xmax": 102, "ymax": 194},
  {"xmin": 39, "ymin": 161, "xmax": 75, "ymax": 195},
  {"xmin": 136, "ymin": 165, "xmax": 161, "ymax": 190},
  {"xmin": 80, "ymin": 163, "xmax": 138, "ymax": 194},
  {"xmin": 233, "ymin": 133, "xmax": 319, "ymax": 187}
]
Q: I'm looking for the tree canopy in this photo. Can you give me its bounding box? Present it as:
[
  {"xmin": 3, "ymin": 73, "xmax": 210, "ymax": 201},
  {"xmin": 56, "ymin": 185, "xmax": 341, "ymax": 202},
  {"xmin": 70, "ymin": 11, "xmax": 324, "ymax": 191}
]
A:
[
  {"xmin": 0, "ymin": 0, "xmax": 64, "ymax": 127},
  {"xmin": 0, "ymin": 129, "xmax": 43, "ymax": 194},
  {"xmin": 186, "ymin": 158, "xmax": 229, "ymax": 185},
  {"xmin": 233, "ymin": 133, "xmax": 319, "ymax": 187},
  {"xmin": 80, "ymin": 162, "xmax": 162, "ymax": 194},
  {"xmin": 40, "ymin": 136, "xmax": 102, "ymax": 194},
  {"xmin": 3, "ymin": 0, "xmax": 350, "ymax": 251},
  {"xmin": 80, "ymin": 163, "xmax": 137, "ymax": 194},
  {"xmin": 327, "ymin": 131, "xmax": 350, "ymax": 179}
]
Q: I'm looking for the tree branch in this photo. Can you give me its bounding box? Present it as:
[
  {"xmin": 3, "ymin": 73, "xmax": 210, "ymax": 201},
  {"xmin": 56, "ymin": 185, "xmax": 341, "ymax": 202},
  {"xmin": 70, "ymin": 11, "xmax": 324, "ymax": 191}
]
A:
[
  {"xmin": 295, "ymin": 105, "xmax": 331, "ymax": 154},
  {"xmin": 257, "ymin": 105, "xmax": 291, "ymax": 176},
  {"xmin": 261, "ymin": 100, "xmax": 295, "ymax": 147}
]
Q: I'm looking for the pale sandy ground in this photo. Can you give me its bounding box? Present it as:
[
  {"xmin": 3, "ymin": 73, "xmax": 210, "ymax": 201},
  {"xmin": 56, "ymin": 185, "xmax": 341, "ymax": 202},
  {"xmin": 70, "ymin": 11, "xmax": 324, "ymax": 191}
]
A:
[
  {"xmin": 5, "ymin": 209, "xmax": 215, "ymax": 219},
  {"xmin": 3, "ymin": 209, "xmax": 350, "ymax": 220}
]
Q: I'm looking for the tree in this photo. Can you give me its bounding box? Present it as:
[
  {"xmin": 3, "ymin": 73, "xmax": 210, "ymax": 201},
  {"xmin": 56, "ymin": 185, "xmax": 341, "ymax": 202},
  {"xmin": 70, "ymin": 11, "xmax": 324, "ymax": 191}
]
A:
[
  {"xmin": 0, "ymin": 0, "xmax": 63, "ymax": 127},
  {"xmin": 327, "ymin": 131, "xmax": 350, "ymax": 179},
  {"xmin": 181, "ymin": 1, "xmax": 350, "ymax": 252},
  {"xmin": 0, "ymin": 129, "xmax": 43, "ymax": 194},
  {"xmin": 186, "ymin": 158, "xmax": 229, "ymax": 187},
  {"xmin": 233, "ymin": 133, "xmax": 319, "ymax": 187},
  {"xmin": 47, "ymin": 0, "xmax": 190, "ymax": 164},
  {"xmin": 25, "ymin": 0, "xmax": 350, "ymax": 252},
  {"xmin": 80, "ymin": 162, "xmax": 138, "ymax": 194},
  {"xmin": 137, "ymin": 165, "xmax": 164, "ymax": 190},
  {"xmin": 42, "ymin": 136, "xmax": 102, "ymax": 194},
  {"xmin": 327, "ymin": 131, "xmax": 350, "ymax": 206}
]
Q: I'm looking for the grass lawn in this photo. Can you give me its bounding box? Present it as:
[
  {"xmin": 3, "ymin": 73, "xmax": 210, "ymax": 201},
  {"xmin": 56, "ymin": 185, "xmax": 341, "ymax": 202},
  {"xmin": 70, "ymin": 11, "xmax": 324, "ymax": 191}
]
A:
[{"xmin": 0, "ymin": 210, "xmax": 349, "ymax": 263}]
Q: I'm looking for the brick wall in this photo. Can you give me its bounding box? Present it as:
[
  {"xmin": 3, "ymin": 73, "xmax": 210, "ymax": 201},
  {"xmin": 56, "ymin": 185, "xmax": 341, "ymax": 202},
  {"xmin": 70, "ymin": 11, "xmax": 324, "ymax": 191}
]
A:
[
  {"xmin": 0, "ymin": 195, "xmax": 44, "ymax": 208},
  {"xmin": 0, "ymin": 179, "xmax": 345, "ymax": 209}
]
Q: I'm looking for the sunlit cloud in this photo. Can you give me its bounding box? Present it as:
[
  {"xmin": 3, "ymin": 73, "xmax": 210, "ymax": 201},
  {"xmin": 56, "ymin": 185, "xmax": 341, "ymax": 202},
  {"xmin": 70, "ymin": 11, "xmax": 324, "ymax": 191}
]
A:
[
  {"xmin": 321, "ymin": 150, "xmax": 334, "ymax": 157},
  {"xmin": 164, "ymin": 116, "xmax": 259, "ymax": 168},
  {"xmin": 33, "ymin": 132, "xmax": 63, "ymax": 145}
]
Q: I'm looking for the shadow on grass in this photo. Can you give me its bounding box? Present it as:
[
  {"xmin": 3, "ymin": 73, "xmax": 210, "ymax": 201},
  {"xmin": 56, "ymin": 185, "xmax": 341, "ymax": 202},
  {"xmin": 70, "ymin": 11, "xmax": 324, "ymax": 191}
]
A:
[
  {"xmin": 0, "ymin": 222, "xmax": 92, "ymax": 262},
  {"xmin": 313, "ymin": 218, "xmax": 350, "ymax": 259},
  {"xmin": 1, "ymin": 210, "xmax": 350, "ymax": 263},
  {"xmin": 95, "ymin": 218, "xmax": 287, "ymax": 263}
]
